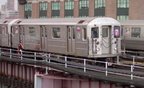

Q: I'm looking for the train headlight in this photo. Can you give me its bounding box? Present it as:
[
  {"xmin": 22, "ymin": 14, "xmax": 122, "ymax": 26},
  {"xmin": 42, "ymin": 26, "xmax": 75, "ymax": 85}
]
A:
[
  {"xmin": 114, "ymin": 47, "xmax": 117, "ymax": 51},
  {"xmin": 96, "ymin": 48, "xmax": 100, "ymax": 51}
]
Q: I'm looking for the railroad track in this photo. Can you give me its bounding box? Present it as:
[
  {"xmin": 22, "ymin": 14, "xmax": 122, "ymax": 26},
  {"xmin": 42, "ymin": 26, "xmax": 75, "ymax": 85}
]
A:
[{"xmin": 120, "ymin": 50, "xmax": 144, "ymax": 66}]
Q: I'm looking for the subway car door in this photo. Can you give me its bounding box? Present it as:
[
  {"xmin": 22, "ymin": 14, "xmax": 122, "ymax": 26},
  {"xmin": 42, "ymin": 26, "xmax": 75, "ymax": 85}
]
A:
[
  {"xmin": 102, "ymin": 26, "xmax": 111, "ymax": 54},
  {"xmin": 67, "ymin": 26, "xmax": 75, "ymax": 54},
  {"xmin": 0, "ymin": 25, "xmax": 2, "ymax": 46},
  {"xmin": 11, "ymin": 26, "xmax": 20, "ymax": 48},
  {"xmin": 40, "ymin": 26, "xmax": 47, "ymax": 51},
  {"xmin": 1, "ymin": 26, "xmax": 9, "ymax": 47},
  {"xmin": 19, "ymin": 26, "xmax": 25, "ymax": 46}
]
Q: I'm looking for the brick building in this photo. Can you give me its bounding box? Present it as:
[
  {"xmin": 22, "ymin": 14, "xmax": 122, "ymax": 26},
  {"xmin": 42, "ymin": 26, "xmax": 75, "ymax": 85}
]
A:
[
  {"xmin": 7, "ymin": 0, "xmax": 15, "ymax": 10},
  {"xmin": 18, "ymin": 0, "xmax": 144, "ymax": 20}
]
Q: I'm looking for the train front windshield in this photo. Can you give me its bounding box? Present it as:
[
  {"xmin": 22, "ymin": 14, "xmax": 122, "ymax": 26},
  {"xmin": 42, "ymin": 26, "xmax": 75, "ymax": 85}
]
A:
[{"xmin": 91, "ymin": 27, "xmax": 99, "ymax": 38}]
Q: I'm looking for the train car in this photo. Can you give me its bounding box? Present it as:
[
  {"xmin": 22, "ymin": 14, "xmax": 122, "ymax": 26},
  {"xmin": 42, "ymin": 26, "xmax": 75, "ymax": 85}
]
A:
[
  {"xmin": 1, "ymin": 17, "xmax": 121, "ymax": 59},
  {"xmin": 119, "ymin": 20, "xmax": 144, "ymax": 51},
  {"xmin": 0, "ymin": 19, "xmax": 19, "ymax": 48}
]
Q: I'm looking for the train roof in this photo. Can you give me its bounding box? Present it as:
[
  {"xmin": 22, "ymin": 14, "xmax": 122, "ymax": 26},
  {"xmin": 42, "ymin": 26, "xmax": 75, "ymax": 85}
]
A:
[
  {"xmin": 88, "ymin": 17, "xmax": 120, "ymax": 26},
  {"xmin": 14, "ymin": 18, "xmax": 94, "ymax": 25},
  {"xmin": 0, "ymin": 19, "xmax": 15, "ymax": 24},
  {"xmin": 13, "ymin": 17, "xmax": 120, "ymax": 26},
  {"xmin": 119, "ymin": 20, "xmax": 144, "ymax": 25}
]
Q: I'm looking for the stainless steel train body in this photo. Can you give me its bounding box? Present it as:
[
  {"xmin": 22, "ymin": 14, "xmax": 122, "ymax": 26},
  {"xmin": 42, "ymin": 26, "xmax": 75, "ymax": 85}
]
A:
[
  {"xmin": 119, "ymin": 20, "xmax": 144, "ymax": 51},
  {"xmin": 0, "ymin": 17, "xmax": 121, "ymax": 58}
]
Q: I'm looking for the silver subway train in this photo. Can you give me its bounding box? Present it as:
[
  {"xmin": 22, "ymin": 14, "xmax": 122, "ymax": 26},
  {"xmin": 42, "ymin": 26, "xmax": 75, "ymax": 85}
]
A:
[
  {"xmin": 0, "ymin": 17, "xmax": 121, "ymax": 58},
  {"xmin": 119, "ymin": 20, "xmax": 144, "ymax": 52}
]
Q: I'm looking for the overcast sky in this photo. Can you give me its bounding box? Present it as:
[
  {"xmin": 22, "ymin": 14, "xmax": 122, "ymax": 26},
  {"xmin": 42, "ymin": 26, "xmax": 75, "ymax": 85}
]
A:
[
  {"xmin": 0, "ymin": 0, "xmax": 7, "ymax": 6},
  {"xmin": 0, "ymin": 0, "xmax": 18, "ymax": 11}
]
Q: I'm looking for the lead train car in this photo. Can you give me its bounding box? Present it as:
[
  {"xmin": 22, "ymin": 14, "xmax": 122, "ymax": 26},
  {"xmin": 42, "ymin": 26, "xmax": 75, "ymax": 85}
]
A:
[{"xmin": 0, "ymin": 17, "xmax": 121, "ymax": 58}]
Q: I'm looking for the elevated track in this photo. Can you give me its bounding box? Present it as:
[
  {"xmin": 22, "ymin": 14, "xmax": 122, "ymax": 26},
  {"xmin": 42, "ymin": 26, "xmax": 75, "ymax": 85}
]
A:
[{"xmin": 1, "ymin": 48, "xmax": 144, "ymax": 87}]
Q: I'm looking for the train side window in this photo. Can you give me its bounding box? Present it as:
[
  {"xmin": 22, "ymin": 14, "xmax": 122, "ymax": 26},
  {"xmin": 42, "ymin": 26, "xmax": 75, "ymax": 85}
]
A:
[
  {"xmin": 91, "ymin": 27, "xmax": 99, "ymax": 38},
  {"xmin": 20, "ymin": 26, "xmax": 22, "ymax": 35},
  {"xmin": 83, "ymin": 28, "xmax": 87, "ymax": 40},
  {"xmin": 72, "ymin": 27, "xmax": 75, "ymax": 39},
  {"xmin": 22, "ymin": 26, "xmax": 25, "ymax": 35},
  {"xmin": 23, "ymin": 28, "xmax": 25, "ymax": 35},
  {"xmin": 131, "ymin": 27, "xmax": 141, "ymax": 38},
  {"xmin": 52, "ymin": 27, "xmax": 60, "ymax": 38},
  {"xmin": 0, "ymin": 26, "xmax": 2, "ymax": 34},
  {"xmin": 13, "ymin": 26, "xmax": 19, "ymax": 35},
  {"xmin": 68, "ymin": 26, "xmax": 75, "ymax": 39},
  {"xmin": 0, "ymin": 31, "xmax": 1, "ymax": 35},
  {"xmin": 40, "ymin": 26, "xmax": 47, "ymax": 37},
  {"xmin": 2, "ymin": 26, "xmax": 6, "ymax": 35},
  {"xmin": 41, "ymin": 27, "xmax": 44, "ymax": 37},
  {"xmin": 45, "ymin": 27, "xmax": 47, "ymax": 37},
  {"xmin": 29, "ymin": 27, "xmax": 35, "ymax": 36},
  {"xmin": 20, "ymin": 26, "xmax": 24, "ymax": 35},
  {"xmin": 68, "ymin": 27, "xmax": 71, "ymax": 39}
]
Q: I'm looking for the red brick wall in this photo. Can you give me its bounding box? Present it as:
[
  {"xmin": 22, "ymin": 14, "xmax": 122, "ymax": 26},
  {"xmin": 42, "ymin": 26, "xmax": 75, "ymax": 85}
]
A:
[
  {"xmin": 60, "ymin": 1, "xmax": 64, "ymax": 18},
  {"xmin": 74, "ymin": 0, "xmax": 79, "ymax": 18},
  {"xmin": 18, "ymin": 0, "xmax": 144, "ymax": 20},
  {"xmin": 138, "ymin": 0, "xmax": 144, "ymax": 20},
  {"xmin": 18, "ymin": 4, "xmax": 24, "ymax": 18},
  {"xmin": 105, "ymin": 0, "xmax": 117, "ymax": 19},
  {"xmin": 48, "ymin": 2, "xmax": 51, "ymax": 18},
  {"xmin": 32, "ymin": 2, "xmax": 39, "ymax": 18},
  {"xmin": 89, "ymin": 0, "xmax": 94, "ymax": 17}
]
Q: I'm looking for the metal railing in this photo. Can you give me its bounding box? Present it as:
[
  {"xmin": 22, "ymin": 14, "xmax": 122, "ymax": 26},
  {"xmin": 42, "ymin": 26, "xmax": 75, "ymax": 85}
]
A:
[{"xmin": 0, "ymin": 47, "xmax": 144, "ymax": 81}]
